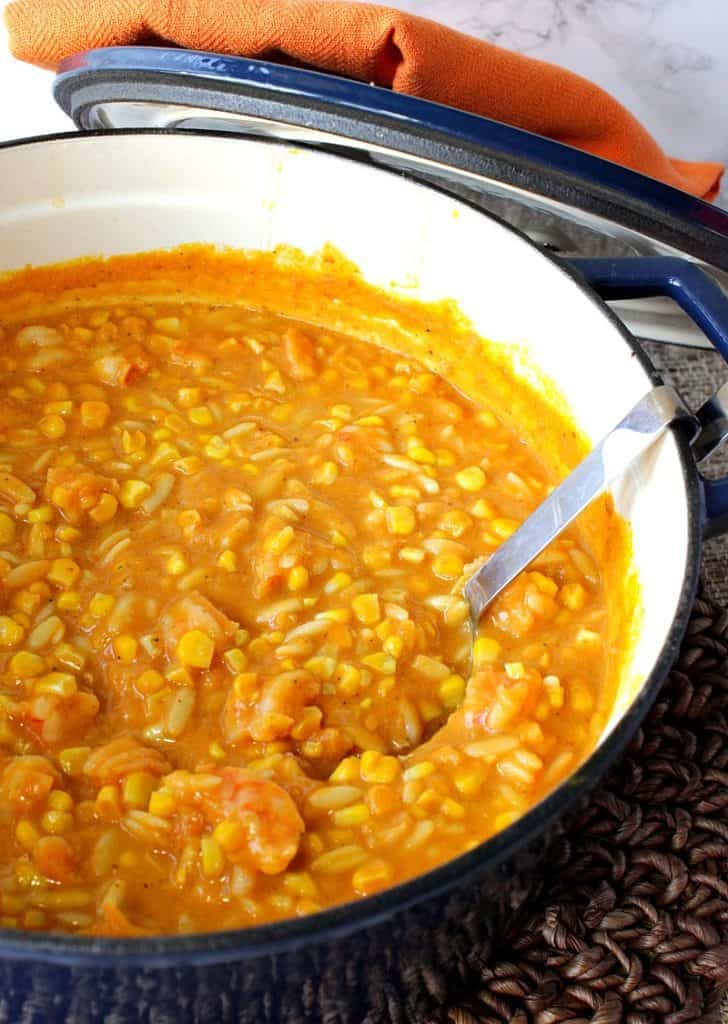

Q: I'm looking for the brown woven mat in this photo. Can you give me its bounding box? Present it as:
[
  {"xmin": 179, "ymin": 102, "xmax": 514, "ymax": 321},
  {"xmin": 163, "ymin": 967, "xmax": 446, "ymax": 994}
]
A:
[{"xmin": 426, "ymin": 590, "xmax": 728, "ymax": 1024}]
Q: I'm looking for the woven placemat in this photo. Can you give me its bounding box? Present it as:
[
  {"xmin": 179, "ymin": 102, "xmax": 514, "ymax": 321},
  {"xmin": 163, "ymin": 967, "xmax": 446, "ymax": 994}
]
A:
[{"xmin": 424, "ymin": 590, "xmax": 728, "ymax": 1024}]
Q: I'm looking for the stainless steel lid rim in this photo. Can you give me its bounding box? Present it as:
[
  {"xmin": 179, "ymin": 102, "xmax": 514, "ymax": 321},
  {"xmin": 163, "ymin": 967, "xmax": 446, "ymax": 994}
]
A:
[{"xmin": 53, "ymin": 47, "xmax": 728, "ymax": 269}]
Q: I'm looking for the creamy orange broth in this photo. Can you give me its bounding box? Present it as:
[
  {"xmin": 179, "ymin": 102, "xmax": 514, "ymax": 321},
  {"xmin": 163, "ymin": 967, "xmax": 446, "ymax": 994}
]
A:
[{"xmin": 0, "ymin": 247, "xmax": 634, "ymax": 936}]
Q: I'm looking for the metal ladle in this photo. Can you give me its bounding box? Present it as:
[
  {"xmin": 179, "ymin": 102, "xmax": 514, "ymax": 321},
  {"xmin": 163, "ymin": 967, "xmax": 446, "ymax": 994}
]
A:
[{"xmin": 463, "ymin": 385, "xmax": 698, "ymax": 626}]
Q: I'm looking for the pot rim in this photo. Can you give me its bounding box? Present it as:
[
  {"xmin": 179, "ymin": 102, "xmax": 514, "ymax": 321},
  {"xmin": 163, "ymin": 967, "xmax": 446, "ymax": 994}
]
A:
[{"xmin": 0, "ymin": 128, "xmax": 703, "ymax": 967}]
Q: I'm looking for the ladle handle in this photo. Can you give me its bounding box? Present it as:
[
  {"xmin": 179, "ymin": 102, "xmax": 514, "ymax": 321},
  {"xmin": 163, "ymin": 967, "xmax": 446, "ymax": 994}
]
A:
[{"xmin": 464, "ymin": 386, "xmax": 694, "ymax": 623}]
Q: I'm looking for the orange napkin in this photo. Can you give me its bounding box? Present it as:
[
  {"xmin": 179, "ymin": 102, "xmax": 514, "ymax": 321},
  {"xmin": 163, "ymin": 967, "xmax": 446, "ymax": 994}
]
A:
[{"xmin": 5, "ymin": 0, "xmax": 723, "ymax": 200}]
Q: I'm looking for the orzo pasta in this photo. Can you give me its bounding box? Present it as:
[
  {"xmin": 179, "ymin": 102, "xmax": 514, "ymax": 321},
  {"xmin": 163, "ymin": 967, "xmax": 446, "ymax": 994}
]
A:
[{"xmin": 0, "ymin": 248, "xmax": 632, "ymax": 936}]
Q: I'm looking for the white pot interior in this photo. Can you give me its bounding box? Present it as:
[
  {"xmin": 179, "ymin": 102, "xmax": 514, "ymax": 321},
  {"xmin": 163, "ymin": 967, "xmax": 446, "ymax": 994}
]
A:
[{"xmin": 0, "ymin": 132, "xmax": 692, "ymax": 740}]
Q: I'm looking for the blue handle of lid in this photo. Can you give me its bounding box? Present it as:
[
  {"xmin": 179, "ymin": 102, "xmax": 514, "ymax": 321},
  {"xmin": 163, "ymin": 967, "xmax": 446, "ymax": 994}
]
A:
[{"xmin": 568, "ymin": 256, "xmax": 728, "ymax": 538}]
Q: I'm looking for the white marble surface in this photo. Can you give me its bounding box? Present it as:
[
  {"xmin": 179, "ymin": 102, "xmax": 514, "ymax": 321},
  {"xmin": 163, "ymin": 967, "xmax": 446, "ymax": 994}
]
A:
[{"xmin": 0, "ymin": 0, "xmax": 727, "ymax": 201}]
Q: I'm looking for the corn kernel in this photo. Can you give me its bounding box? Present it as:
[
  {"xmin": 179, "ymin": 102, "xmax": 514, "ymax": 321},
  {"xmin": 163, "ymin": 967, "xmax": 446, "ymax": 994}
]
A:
[
  {"xmin": 47, "ymin": 558, "xmax": 80, "ymax": 589},
  {"xmin": 290, "ymin": 706, "xmax": 322, "ymax": 740},
  {"xmin": 177, "ymin": 630, "xmax": 214, "ymax": 669},
  {"xmin": 122, "ymin": 772, "xmax": 155, "ymax": 809},
  {"xmin": 200, "ymin": 836, "xmax": 225, "ymax": 878},
  {"xmin": 330, "ymin": 665, "xmax": 360, "ymax": 700},
  {"xmin": 177, "ymin": 387, "xmax": 201, "ymax": 408},
  {"xmin": 333, "ymin": 802, "xmax": 370, "ymax": 827},
  {"xmin": 213, "ymin": 820, "xmax": 246, "ymax": 853},
  {"xmin": 324, "ymin": 572, "xmax": 351, "ymax": 594},
  {"xmin": 560, "ymin": 582, "xmax": 587, "ymax": 611},
  {"xmin": 56, "ymin": 525, "xmax": 81, "ymax": 542},
  {"xmin": 47, "ymin": 790, "xmax": 73, "ymax": 812},
  {"xmin": 150, "ymin": 440, "xmax": 179, "ymax": 464},
  {"xmin": 432, "ymin": 554, "xmax": 464, "ymax": 580},
  {"xmin": 89, "ymin": 493, "xmax": 118, "ymax": 525},
  {"xmin": 491, "ymin": 517, "xmax": 519, "ymax": 539},
  {"xmin": 505, "ymin": 662, "xmax": 526, "ymax": 680},
  {"xmin": 439, "ymin": 674, "xmax": 466, "ymax": 708},
  {"xmin": 382, "ymin": 635, "xmax": 404, "ymax": 659},
  {"xmin": 38, "ymin": 414, "xmax": 66, "ymax": 439},
  {"xmin": 204, "ymin": 436, "xmax": 231, "ymax": 461},
  {"xmin": 304, "ymin": 656, "xmax": 336, "ymax": 680},
  {"xmin": 35, "ymin": 672, "xmax": 77, "ymax": 698},
  {"xmin": 217, "ymin": 550, "xmax": 237, "ymax": 572},
  {"xmin": 361, "ymin": 652, "xmax": 396, "ymax": 675},
  {"xmin": 112, "ymin": 635, "xmax": 138, "ymax": 663},
  {"xmin": 59, "ymin": 747, "xmax": 90, "ymax": 775},
  {"xmin": 57, "ymin": 591, "xmax": 81, "ymax": 612},
  {"xmin": 264, "ymin": 526, "xmax": 294, "ymax": 555},
  {"xmin": 165, "ymin": 666, "xmax": 194, "ymax": 689},
  {"xmin": 0, "ymin": 513, "xmax": 15, "ymax": 544},
  {"xmin": 385, "ymin": 506, "xmax": 416, "ymax": 536},
  {"xmin": 208, "ymin": 741, "xmax": 227, "ymax": 761},
  {"xmin": 360, "ymin": 751, "xmax": 400, "ymax": 784},
  {"xmin": 121, "ymin": 429, "xmax": 147, "ymax": 454},
  {"xmin": 329, "ymin": 756, "xmax": 361, "ymax": 784},
  {"xmin": 15, "ymin": 820, "xmax": 40, "ymax": 851},
  {"xmin": 399, "ymin": 547, "xmax": 425, "ymax": 565},
  {"xmin": 41, "ymin": 810, "xmax": 73, "ymax": 835},
  {"xmin": 436, "ymin": 448, "xmax": 457, "ymax": 468},
  {"xmin": 119, "ymin": 480, "xmax": 151, "ymax": 510},
  {"xmin": 148, "ymin": 790, "xmax": 176, "ymax": 817},
  {"xmin": 352, "ymin": 593, "xmax": 380, "ymax": 625},
  {"xmin": 569, "ymin": 681, "xmax": 594, "ymax": 714},
  {"xmin": 28, "ymin": 505, "xmax": 53, "ymax": 525},
  {"xmin": 454, "ymin": 768, "xmax": 484, "ymax": 797},
  {"xmin": 408, "ymin": 445, "xmax": 436, "ymax": 465},
  {"xmin": 455, "ymin": 466, "xmax": 486, "ymax": 491},
  {"xmin": 89, "ymin": 593, "xmax": 115, "ymax": 618},
  {"xmin": 233, "ymin": 673, "xmax": 259, "ymax": 699},
  {"xmin": 362, "ymin": 545, "xmax": 390, "ymax": 570},
  {"xmin": 544, "ymin": 675, "xmax": 564, "ymax": 709},
  {"xmin": 10, "ymin": 651, "xmax": 45, "ymax": 678},
  {"xmin": 0, "ymin": 616, "xmax": 24, "ymax": 647},
  {"xmin": 166, "ymin": 552, "xmax": 188, "ymax": 576},
  {"xmin": 223, "ymin": 648, "xmax": 248, "ymax": 674},
  {"xmin": 442, "ymin": 797, "xmax": 466, "ymax": 819},
  {"xmin": 188, "ymin": 406, "xmax": 213, "ymax": 426},
  {"xmin": 473, "ymin": 636, "xmax": 501, "ymax": 664},
  {"xmin": 80, "ymin": 401, "xmax": 110, "ymax": 430},
  {"xmin": 287, "ymin": 565, "xmax": 309, "ymax": 591}
]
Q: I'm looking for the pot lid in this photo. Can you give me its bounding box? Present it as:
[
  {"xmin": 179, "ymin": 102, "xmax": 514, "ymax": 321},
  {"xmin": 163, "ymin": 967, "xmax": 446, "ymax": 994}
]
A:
[{"xmin": 53, "ymin": 45, "xmax": 728, "ymax": 346}]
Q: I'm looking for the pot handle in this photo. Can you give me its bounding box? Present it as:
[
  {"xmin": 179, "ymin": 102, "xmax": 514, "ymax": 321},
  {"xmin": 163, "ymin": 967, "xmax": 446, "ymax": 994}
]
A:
[{"xmin": 566, "ymin": 256, "xmax": 728, "ymax": 538}]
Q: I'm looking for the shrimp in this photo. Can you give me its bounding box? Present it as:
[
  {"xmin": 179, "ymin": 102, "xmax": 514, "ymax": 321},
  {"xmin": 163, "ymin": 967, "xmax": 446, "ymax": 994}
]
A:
[
  {"xmin": 163, "ymin": 767, "xmax": 304, "ymax": 875},
  {"xmin": 282, "ymin": 327, "xmax": 318, "ymax": 380},
  {"xmin": 487, "ymin": 572, "xmax": 559, "ymax": 639},
  {"xmin": 160, "ymin": 592, "xmax": 237, "ymax": 662},
  {"xmin": 45, "ymin": 465, "xmax": 118, "ymax": 524},
  {"xmin": 411, "ymin": 665, "xmax": 542, "ymax": 762},
  {"xmin": 22, "ymin": 690, "xmax": 100, "ymax": 747},
  {"xmin": 224, "ymin": 669, "xmax": 320, "ymax": 744},
  {"xmin": 87, "ymin": 902, "xmax": 153, "ymax": 937},
  {"xmin": 84, "ymin": 735, "xmax": 171, "ymax": 786},
  {"xmin": 93, "ymin": 350, "xmax": 150, "ymax": 387},
  {"xmin": 0, "ymin": 755, "xmax": 58, "ymax": 816}
]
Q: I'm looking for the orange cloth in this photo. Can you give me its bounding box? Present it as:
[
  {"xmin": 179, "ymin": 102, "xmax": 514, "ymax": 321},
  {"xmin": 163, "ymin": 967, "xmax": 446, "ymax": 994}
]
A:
[{"xmin": 5, "ymin": 0, "xmax": 723, "ymax": 200}]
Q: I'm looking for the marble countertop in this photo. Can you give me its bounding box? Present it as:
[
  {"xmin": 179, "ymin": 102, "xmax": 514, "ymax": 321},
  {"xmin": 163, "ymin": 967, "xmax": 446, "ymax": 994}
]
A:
[{"xmin": 0, "ymin": 0, "xmax": 727, "ymax": 206}]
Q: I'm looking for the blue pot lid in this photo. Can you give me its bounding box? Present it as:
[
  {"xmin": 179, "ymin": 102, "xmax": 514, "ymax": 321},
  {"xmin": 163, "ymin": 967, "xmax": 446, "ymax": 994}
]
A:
[{"xmin": 54, "ymin": 46, "xmax": 728, "ymax": 272}]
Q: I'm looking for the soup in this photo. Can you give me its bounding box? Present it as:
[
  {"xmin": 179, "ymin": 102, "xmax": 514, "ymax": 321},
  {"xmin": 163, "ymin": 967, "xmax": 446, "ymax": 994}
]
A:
[{"xmin": 0, "ymin": 248, "xmax": 632, "ymax": 936}]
